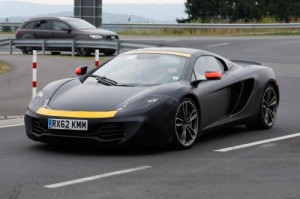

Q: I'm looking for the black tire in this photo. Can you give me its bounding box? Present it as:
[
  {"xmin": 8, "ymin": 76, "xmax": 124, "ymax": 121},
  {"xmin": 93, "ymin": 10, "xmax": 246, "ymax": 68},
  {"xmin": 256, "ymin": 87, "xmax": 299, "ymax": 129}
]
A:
[
  {"xmin": 76, "ymin": 48, "xmax": 91, "ymax": 56},
  {"xmin": 246, "ymin": 84, "xmax": 278, "ymax": 130},
  {"xmin": 20, "ymin": 34, "xmax": 34, "ymax": 55},
  {"xmin": 172, "ymin": 98, "xmax": 199, "ymax": 149},
  {"xmin": 51, "ymin": 52, "xmax": 61, "ymax": 55},
  {"xmin": 21, "ymin": 47, "xmax": 34, "ymax": 55},
  {"xmin": 103, "ymin": 49, "xmax": 116, "ymax": 56}
]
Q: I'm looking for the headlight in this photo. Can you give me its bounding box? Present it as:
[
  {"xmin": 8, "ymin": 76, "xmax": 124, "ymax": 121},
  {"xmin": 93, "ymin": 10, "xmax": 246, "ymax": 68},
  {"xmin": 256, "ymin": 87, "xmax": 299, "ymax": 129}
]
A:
[
  {"xmin": 89, "ymin": 35, "xmax": 103, "ymax": 39},
  {"xmin": 117, "ymin": 96, "xmax": 164, "ymax": 111},
  {"xmin": 29, "ymin": 90, "xmax": 50, "ymax": 111}
]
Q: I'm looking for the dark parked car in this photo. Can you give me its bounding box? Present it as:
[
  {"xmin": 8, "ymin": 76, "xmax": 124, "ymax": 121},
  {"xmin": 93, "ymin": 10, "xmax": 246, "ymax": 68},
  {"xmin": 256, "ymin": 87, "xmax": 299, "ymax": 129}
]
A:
[
  {"xmin": 25, "ymin": 47, "xmax": 279, "ymax": 149},
  {"xmin": 15, "ymin": 17, "xmax": 119, "ymax": 56}
]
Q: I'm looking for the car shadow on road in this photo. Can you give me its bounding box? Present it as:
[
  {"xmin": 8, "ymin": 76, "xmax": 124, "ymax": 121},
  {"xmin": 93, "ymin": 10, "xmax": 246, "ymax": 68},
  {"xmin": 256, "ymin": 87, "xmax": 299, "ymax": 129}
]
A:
[
  {"xmin": 29, "ymin": 142, "xmax": 166, "ymax": 157},
  {"xmin": 28, "ymin": 125, "xmax": 266, "ymax": 156}
]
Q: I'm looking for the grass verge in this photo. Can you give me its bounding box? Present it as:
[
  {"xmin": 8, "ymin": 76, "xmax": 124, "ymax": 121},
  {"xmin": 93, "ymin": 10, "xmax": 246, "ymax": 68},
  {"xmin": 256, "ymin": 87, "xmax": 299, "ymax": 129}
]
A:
[
  {"xmin": 118, "ymin": 28, "xmax": 300, "ymax": 37},
  {"xmin": 0, "ymin": 60, "xmax": 11, "ymax": 74}
]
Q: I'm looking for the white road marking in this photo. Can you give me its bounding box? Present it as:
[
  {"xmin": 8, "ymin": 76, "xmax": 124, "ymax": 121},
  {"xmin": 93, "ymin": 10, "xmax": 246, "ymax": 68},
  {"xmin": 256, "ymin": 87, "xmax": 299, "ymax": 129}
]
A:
[
  {"xmin": 206, "ymin": 43, "xmax": 229, "ymax": 48},
  {"xmin": 44, "ymin": 166, "xmax": 152, "ymax": 189},
  {"xmin": 215, "ymin": 132, "xmax": 300, "ymax": 152},
  {"xmin": 0, "ymin": 117, "xmax": 24, "ymax": 129},
  {"xmin": 0, "ymin": 124, "xmax": 24, "ymax": 129}
]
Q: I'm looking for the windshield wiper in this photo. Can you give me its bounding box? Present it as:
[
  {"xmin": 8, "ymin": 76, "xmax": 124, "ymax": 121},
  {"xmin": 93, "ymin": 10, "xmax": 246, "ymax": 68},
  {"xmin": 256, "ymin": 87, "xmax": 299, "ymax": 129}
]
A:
[
  {"xmin": 115, "ymin": 84, "xmax": 136, "ymax": 87},
  {"xmin": 89, "ymin": 74, "xmax": 118, "ymax": 86}
]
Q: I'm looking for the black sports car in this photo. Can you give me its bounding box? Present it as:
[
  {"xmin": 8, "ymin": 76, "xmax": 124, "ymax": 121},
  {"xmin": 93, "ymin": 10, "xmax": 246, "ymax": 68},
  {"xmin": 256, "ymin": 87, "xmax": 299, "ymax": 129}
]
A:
[{"xmin": 25, "ymin": 48, "xmax": 279, "ymax": 149}]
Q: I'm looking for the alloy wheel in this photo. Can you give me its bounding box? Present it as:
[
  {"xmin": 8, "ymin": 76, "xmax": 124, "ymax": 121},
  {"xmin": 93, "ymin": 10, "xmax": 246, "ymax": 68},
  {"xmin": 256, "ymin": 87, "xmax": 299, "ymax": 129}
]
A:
[
  {"xmin": 262, "ymin": 86, "xmax": 277, "ymax": 127},
  {"xmin": 175, "ymin": 99, "xmax": 199, "ymax": 148}
]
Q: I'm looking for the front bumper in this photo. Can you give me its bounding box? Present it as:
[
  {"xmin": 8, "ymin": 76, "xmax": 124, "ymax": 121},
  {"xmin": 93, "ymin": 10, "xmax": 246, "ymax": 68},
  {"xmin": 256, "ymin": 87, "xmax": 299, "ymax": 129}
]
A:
[{"xmin": 25, "ymin": 101, "xmax": 177, "ymax": 146}]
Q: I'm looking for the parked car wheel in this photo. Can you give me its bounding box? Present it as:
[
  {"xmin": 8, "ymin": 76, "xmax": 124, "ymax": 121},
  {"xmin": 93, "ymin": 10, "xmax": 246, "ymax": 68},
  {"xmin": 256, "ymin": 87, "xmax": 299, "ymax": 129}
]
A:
[
  {"xmin": 76, "ymin": 48, "xmax": 91, "ymax": 56},
  {"xmin": 51, "ymin": 52, "xmax": 61, "ymax": 55},
  {"xmin": 103, "ymin": 49, "xmax": 116, "ymax": 56}
]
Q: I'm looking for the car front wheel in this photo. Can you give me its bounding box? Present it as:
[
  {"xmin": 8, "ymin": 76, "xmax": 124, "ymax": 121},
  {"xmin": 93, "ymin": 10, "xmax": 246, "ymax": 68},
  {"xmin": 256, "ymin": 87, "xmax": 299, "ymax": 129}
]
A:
[
  {"xmin": 173, "ymin": 98, "xmax": 199, "ymax": 149},
  {"xmin": 76, "ymin": 48, "xmax": 91, "ymax": 56}
]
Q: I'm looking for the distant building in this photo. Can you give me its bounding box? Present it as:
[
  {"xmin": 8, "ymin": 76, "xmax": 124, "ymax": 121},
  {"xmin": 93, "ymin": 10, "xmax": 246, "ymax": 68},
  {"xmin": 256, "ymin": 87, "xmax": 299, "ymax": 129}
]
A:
[{"xmin": 74, "ymin": 0, "xmax": 102, "ymax": 27}]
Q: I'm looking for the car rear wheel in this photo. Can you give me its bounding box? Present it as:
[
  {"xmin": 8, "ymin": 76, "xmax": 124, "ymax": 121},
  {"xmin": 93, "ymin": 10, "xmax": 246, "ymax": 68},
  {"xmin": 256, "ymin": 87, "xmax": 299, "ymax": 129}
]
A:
[
  {"xmin": 173, "ymin": 98, "xmax": 199, "ymax": 149},
  {"xmin": 21, "ymin": 47, "xmax": 34, "ymax": 55},
  {"xmin": 76, "ymin": 48, "xmax": 91, "ymax": 56},
  {"xmin": 247, "ymin": 84, "xmax": 278, "ymax": 129},
  {"xmin": 20, "ymin": 34, "xmax": 35, "ymax": 55}
]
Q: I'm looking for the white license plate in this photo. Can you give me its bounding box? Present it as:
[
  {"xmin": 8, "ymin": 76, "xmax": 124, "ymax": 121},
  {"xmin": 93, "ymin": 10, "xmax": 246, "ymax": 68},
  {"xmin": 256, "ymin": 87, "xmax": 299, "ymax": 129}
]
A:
[{"xmin": 48, "ymin": 119, "xmax": 88, "ymax": 131}]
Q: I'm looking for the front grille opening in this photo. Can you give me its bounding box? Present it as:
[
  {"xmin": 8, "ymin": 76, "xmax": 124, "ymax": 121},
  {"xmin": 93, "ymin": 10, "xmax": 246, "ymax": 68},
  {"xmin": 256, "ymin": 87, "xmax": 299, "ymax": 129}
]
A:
[
  {"xmin": 32, "ymin": 119, "xmax": 125, "ymax": 142},
  {"xmin": 32, "ymin": 119, "xmax": 45, "ymax": 135},
  {"xmin": 96, "ymin": 123, "xmax": 125, "ymax": 142}
]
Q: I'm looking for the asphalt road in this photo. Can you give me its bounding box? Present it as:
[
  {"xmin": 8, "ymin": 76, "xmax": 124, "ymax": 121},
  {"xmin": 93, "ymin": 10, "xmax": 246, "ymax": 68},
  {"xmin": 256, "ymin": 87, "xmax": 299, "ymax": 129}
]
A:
[{"xmin": 0, "ymin": 36, "xmax": 300, "ymax": 199}]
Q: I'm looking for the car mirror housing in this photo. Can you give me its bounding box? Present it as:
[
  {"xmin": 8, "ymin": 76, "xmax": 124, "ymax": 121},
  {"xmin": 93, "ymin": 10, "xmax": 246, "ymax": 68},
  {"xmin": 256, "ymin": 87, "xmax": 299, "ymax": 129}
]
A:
[
  {"xmin": 205, "ymin": 71, "xmax": 222, "ymax": 80},
  {"xmin": 62, "ymin": 27, "xmax": 71, "ymax": 32},
  {"xmin": 75, "ymin": 66, "xmax": 88, "ymax": 76}
]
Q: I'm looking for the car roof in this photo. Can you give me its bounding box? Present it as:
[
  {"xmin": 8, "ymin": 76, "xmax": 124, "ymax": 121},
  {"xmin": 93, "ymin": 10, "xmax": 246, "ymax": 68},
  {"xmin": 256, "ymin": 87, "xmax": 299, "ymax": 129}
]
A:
[{"xmin": 24, "ymin": 16, "xmax": 78, "ymax": 22}]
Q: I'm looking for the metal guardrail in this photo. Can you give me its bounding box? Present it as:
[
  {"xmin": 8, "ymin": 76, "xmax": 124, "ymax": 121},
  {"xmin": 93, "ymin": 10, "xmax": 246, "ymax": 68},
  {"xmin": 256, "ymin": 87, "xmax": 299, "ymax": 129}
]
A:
[
  {"xmin": 103, "ymin": 23, "xmax": 300, "ymax": 29},
  {"xmin": 0, "ymin": 39, "xmax": 162, "ymax": 56},
  {"xmin": 1, "ymin": 22, "xmax": 300, "ymax": 30}
]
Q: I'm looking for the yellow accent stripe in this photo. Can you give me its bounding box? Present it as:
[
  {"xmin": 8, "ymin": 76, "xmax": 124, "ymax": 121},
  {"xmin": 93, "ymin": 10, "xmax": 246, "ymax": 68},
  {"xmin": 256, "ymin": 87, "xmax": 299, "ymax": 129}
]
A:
[
  {"xmin": 36, "ymin": 107, "xmax": 117, "ymax": 119},
  {"xmin": 124, "ymin": 51, "xmax": 192, "ymax": 58}
]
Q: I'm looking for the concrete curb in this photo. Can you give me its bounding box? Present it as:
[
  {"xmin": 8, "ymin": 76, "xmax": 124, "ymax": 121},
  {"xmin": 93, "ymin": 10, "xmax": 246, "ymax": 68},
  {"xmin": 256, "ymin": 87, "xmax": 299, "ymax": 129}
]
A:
[{"xmin": 0, "ymin": 115, "xmax": 24, "ymax": 120}]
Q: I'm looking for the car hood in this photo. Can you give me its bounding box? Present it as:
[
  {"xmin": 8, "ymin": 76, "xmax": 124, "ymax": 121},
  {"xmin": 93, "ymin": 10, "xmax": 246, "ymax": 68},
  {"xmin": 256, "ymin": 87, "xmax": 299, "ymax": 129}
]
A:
[
  {"xmin": 47, "ymin": 79, "xmax": 155, "ymax": 111},
  {"xmin": 79, "ymin": 29, "xmax": 118, "ymax": 36}
]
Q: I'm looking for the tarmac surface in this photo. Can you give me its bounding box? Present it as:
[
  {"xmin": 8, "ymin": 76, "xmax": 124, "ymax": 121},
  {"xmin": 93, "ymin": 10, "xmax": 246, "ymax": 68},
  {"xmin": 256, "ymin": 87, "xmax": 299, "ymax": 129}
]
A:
[{"xmin": 0, "ymin": 36, "xmax": 299, "ymax": 199}]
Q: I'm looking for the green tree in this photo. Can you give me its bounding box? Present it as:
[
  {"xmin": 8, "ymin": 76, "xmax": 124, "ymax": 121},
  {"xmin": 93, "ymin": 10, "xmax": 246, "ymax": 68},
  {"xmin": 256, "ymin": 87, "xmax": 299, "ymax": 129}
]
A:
[
  {"xmin": 179, "ymin": 0, "xmax": 221, "ymax": 22},
  {"xmin": 179, "ymin": 0, "xmax": 300, "ymax": 23}
]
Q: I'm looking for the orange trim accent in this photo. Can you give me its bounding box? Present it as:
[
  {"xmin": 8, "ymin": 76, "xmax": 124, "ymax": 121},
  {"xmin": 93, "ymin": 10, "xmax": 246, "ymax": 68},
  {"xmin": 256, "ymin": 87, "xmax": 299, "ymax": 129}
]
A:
[
  {"xmin": 205, "ymin": 71, "xmax": 222, "ymax": 79},
  {"xmin": 75, "ymin": 67, "xmax": 82, "ymax": 75}
]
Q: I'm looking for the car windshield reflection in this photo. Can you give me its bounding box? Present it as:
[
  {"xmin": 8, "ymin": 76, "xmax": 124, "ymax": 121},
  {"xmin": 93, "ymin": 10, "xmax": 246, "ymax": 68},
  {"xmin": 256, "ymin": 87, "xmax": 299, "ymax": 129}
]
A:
[{"xmin": 86, "ymin": 53, "xmax": 187, "ymax": 86}]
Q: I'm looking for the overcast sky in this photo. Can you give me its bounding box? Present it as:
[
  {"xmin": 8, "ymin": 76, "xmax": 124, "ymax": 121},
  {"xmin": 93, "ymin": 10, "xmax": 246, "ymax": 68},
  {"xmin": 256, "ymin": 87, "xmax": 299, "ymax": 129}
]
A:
[{"xmin": 0, "ymin": 0, "xmax": 185, "ymax": 4}]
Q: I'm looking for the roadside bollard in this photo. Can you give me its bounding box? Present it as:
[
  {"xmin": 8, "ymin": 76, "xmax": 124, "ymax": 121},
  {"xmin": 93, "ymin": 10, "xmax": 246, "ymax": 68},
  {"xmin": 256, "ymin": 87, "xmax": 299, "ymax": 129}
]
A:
[
  {"xmin": 32, "ymin": 50, "xmax": 37, "ymax": 99},
  {"xmin": 95, "ymin": 49, "xmax": 100, "ymax": 67}
]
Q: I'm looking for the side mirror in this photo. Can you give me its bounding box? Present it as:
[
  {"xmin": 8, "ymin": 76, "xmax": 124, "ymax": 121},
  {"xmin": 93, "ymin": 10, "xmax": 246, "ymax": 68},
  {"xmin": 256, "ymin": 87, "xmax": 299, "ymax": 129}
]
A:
[
  {"xmin": 62, "ymin": 27, "xmax": 71, "ymax": 33},
  {"xmin": 205, "ymin": 71, "xmax": 222, "ymax": 80},
  {"xmin": 75, "ymin": 66, "xmax": 88, "ymax": 76}
]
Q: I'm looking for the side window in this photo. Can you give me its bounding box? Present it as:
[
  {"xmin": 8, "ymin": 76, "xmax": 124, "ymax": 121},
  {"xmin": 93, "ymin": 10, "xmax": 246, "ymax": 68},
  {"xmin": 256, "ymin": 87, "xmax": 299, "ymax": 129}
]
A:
[
  {"xmin": 35, "ymin": 20, "xmax": 51, "ymax": 30},
  {"xmin": 24, "ymin": 21, "xmax": 37, "ymax": 29},
  {"xmin": 192, "ymin": 56, "xmax": 225, "ymax": 81},
  {"xmin": 53, "ymin": 21, "xmax": 69, "ymax": 31}
]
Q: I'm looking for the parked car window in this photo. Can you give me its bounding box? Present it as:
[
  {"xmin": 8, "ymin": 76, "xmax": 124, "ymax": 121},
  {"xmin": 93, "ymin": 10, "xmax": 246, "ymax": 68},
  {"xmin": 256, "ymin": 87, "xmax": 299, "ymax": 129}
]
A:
[
  {"xmin": 35, "ymin": 20, "xmax": 51, "ymax": 30},
  {"xmin": 24, "ymin": 21, "xmax": 37, "ymax": 29},
  {"xmin": 65, "ymin": 18, "xmax": 96, "ymax": 30},
  {"xmin": 53, "ymin": 21, "xmax": 69, "ymax": 31},
  {"xmin": 192, "ymin": 56, "xmax": 225, "ymax": 81}
]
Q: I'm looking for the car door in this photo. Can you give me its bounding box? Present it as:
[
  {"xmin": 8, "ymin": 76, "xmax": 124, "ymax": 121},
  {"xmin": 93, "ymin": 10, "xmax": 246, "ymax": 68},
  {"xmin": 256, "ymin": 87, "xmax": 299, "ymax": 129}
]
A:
[
  {"xmin": 192, "ymin": 55, "xmax": 236, "ymax": 129},
  {"xmin": 33, "ymin": 20, "xmax": 52, "ymax": 39},
  {"xmin": 52, "ymin": 20, "xmax": 74, "ymax": 39}
]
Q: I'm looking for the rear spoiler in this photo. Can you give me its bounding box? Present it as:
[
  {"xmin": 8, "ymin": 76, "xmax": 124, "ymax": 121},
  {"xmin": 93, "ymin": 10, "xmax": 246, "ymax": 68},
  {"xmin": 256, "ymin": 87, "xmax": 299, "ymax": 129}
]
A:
[{"xmin": 231, "ymin": 60, "xmax": 261, "ymax": 66}]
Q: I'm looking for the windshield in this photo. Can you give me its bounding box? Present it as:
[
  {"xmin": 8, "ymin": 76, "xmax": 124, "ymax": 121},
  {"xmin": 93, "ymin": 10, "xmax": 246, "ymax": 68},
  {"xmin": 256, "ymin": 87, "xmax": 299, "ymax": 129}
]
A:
[
  {"xmin": 86, "ymin": 53, "xmax": 187, "ymax": 86},
  {"xmin": 66, "ymin": 18, "xmax": 96, "ymax": 30}
]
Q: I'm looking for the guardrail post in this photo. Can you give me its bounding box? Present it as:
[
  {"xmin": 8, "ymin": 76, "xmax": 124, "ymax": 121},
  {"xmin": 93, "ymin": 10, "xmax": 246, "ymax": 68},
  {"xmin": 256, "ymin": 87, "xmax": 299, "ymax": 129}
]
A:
[
  {"xmin": 9, "ymin": 39, "xmax": 13, "ymax": 55},
  {"xmin": 72, "ymin": 40, "xmax": 75, "ymax": 57},
  {"xmin": 42, "ymin": 40, "xmax": 46, "ymax": 55},
  {"xmin": 116, "ymin": 40, "xmax": 121, "ymax": 55}
]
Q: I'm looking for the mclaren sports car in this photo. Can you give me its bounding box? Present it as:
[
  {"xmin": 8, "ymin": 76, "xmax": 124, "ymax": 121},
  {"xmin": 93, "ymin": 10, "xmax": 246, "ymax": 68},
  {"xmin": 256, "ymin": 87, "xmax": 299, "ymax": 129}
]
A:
[{"xmin": 25, "ymin": 48, "xmax": 279, "ymax": 149}]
